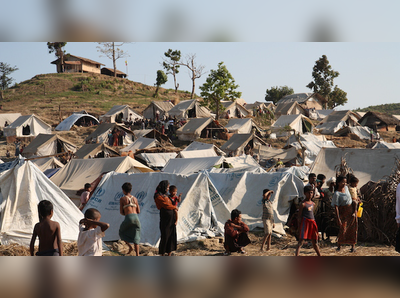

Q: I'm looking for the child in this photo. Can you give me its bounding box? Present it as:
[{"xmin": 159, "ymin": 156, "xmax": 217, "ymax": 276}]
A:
[
  {"xmin": 348, "ymin": 175, "xmax": 360, "ymax": 218},
  {"xmin": 260, "ymin": 189, "xmax": 275, "ymax": 251},
  {"xmin": 77, "ymin": 208, "xmax": 109, "ymax": 256},
  {"xmin": 30, "ymin": 200, "xmax": 63, "ymax": 256},
  {"xmin": 79, "ymin": 183, "xmax": 92, "ymax": 211},
  {"xmin": 295, "ymin": 186, "xmax": 322, "ymax": 256},
  {"xmin": 169, "ymin": 185, "xmax": 182, "ymax": 225}
]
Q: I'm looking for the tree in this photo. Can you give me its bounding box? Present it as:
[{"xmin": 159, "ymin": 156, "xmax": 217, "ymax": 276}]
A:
[
  {"xmin": 265, "ymin": 86, "xmax": 294, "ymax": 104},
  {"xmin": 199, "ymin": 62, "xmax": 242, "ymax": 119},
  {"xmin": 97, "ymin": 42, "xmax": 129, "ymax": 77},
  {"xmin": 306, "ymin": 54, "xmax": 347, "ymax": 109},
  {"xmin": 162, "ymin": 49, "xmax": 181, "ymax": 94},
  {"xmin": 0, "ymin": 62, "xmax": 18, "ymax": 90},
  {"xmin": 47, "ymin": 42, "xmax": 67, "ymax": 73},
  {"xmin": 179, "ymin": 54, "xmax": 206, "ymax": 99},
  {"xmin": 154, "ymin": 70, "xmax": 168, "ymax": 97}
]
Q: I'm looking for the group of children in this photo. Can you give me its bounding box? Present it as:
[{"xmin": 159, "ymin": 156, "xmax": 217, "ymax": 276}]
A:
[{"xmin": 30, "ymin": 183, "xmax": 182, "ymax": 257}]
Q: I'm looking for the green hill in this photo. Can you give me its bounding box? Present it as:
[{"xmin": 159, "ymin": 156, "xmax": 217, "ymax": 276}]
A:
[
  {"xmin": 355, "ymin": 103, "xmax": 400, "ymax": 115},
  {"xmin": 1, "ymin": 73, "xmax": 193, "ymax": 125}
]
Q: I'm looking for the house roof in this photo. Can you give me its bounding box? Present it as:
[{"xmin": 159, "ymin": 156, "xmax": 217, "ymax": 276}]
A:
[
  {"xmin": 74, "ymin": 143, "xmax": 120, "ymax": 159},
  {"xmin": 51, "ymin": 54, "xmax": 105, "ymax": 66},
  {"xmin": 320, "ymin": 110, "xmax": 360, "ymax": 124},
  {"xmin": 101, "ymin": 67, "xmax": 126, "ymax": 75}
]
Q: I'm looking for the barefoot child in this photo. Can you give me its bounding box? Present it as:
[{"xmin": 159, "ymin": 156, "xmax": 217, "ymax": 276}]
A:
[
  {"xmin": 78, "ymin": 208, "xmax": 110, "ymax": 256},
  {"xmin": 295, "ymin": 186, "xmax": 322, "ymax": 256},
  {"xmin": 169, "ymin": 185, "xmax": 182, "ymax": 225},
  {"xmin": 260, "ymin": 189, "xmax": 275, "ymax": 251},
  {"xmin": 30, "ymin": 200, "xmax": 63, "ymax": 256}
]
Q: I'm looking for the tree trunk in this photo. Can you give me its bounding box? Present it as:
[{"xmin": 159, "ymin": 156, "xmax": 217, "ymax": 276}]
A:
[
  {"xmin": 0, "ymin": 90, "xmax": 3, "ymax": 101},
  {"xmin": 216, "ymin": 99, "xmax": 220, "ymax": 120},
  {"xmin": 173, "ymin": 69, "xmax": 178, "ymax": 94},
  {"xmin": 191, "ymin": 75, "xmax": 195, "ymax": 99},
  {"xmin": 113, "ymin": 42, "xmax": 116, "ymax": 77}
]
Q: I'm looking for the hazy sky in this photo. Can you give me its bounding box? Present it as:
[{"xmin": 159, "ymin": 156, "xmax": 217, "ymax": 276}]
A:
[{"xmin": 2, "ymin": 42, "xmax": 399, "ymax": 110}]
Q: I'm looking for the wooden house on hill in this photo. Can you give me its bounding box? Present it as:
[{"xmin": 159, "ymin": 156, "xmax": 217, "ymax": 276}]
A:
[
  {"xmin": 51, "ymin": 55, "xmax": 104, "ymax": 74},
  {"xmin": 358, "ymin": 111, "xmax": 399, "ymax": 132}
]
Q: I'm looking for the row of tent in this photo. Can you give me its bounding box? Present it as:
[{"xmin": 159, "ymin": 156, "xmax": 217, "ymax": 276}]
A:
[{"xmin": 2, "ymin": 145, "xmax": 400, "ymax": 247}]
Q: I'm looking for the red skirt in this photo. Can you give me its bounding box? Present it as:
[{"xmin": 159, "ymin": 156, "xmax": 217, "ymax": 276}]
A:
[{"xmin": 299, "ymin": 218, "xmax": 318, "ymax": 240}]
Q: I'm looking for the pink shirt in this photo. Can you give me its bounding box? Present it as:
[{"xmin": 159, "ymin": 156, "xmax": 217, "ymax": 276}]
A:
[{"xmin": 80, "ymin": 191, "xmax": 90, "ymax": 205}]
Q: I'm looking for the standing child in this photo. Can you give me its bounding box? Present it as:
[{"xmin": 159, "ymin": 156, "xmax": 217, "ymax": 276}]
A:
[
  {"xmin": 169, "ymin": 185, "xmax": 182, "ymax": 225},
  {"xmin": 79, "ymin": 183, "xmax": 92, "ymax": 211},
  {"xmin": 295, "ymin": 186, "xmax": 322, "ymax": 256},
  {"xmin": 30, "ymin": 200, "xmax": 63, "ymax": 256},
  {"xmin": 260, "ymin": 189, "xmax": 275, "ymax": 251},
  {"xmin": 77, "ymin": 208, "xmax": 109, "ymax": 256},
  {"xmin": 348, "ymin": 175, "xmax": 360, "ymax": 218}
]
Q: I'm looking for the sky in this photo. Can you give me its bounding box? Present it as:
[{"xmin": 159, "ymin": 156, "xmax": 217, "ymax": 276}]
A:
[{"xmin": 1, "ymin": 42, "xmax": 399, "ymax": 110}]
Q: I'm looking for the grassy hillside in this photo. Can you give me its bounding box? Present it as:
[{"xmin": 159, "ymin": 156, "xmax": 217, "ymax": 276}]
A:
[
  {"xmin": 1, "ymin": 73, "xmax": 193, "ymax": 125},
  {"xmin": 355, "ymin": 103, "xmax": 400, "ymax": 115}
]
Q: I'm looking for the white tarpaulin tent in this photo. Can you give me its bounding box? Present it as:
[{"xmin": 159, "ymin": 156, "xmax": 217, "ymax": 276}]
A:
[
  {"xmin": 142, "ymin": 101, "xmax": 174, "ymax": 120},
  {"xmin": 255, "ymin": 146, "xmax": 298, "ymax": 163},
  {"xmin": 136, "ymin": 152, "xmax": 177, "ymax": 168},
  {"xmin": 30, "ymin": 157, "xmax": 64, "ymax": 172},
  {"xmin": 55, "ymin": 113, "xmax": 99, "ymax": 131},
  {"xmin": 163, "ymin": 156, "xmax": 224, "ymax": 175},
  {"xmin": 310, "ymin": 148, "xmax": 400, "ymax": 187},
  {"xmin": 120, "ymin": 137, "xmax": 160, "ymax": 152},
  {"xmin": 99, "ymin": 105, "xmax": 142, "ymax": 123},
  {"xmin": 271, "ymin": 114, "xmax": 314, "ymax": 137},
  {"xmin": 220, "ymin": 133, "xmax": 267, "ymax": 156},
  {"xmin": 22, "ymin": 134, "xmax": 77, "ymax": 158},
  {"xmin": 84, "ymin": 171, "xmax": 304, "ymax": 246},
  {"xmin": 176, "ymin": 117, "xmax": 214, "ymax": 141},
  {"xmin": 315, "ymin": 121, "xmax": 346, "ymax": 135},
  {"xmin": 372, "ymin": 141, "xmax": 400, "ymax": 149},
  {"xmin": 287, "ymin": 133, "xmax": 336, "ymax": 164},
  {"xmin": 74, "ymin": 143, "xmax": 120, "ymax": 159},
  {"xmin": 50, "ymin": 156, "xmax": 153, "ymax": 200},
  {"xmin": 179, "ymin": 149, "xmax": 217, "ymax": 158},
  {"xmin": 224, "ymin": 118, "xmax": 260, "ymax": 134},
  {"xmin": 181, "ymin": 141, "xmax": 225, "ymax": 156},
  {"xmin": 168, "ymin": 99, "xmax": 212, "ymax": 119},
  {"xmin": 0, "ymin": 160, "xmax": 82, "ymax": 246},
  {"xmin": 334, "ymin": 126, "xmax": 374, "ymax": 140},
  {"xmin": 3, "ymin": 114, "xmax": 52, "ymax": 138},
  {"xmin": 220, "ymin": 100, "xmax": 251, "ymax": 118},
  {"xmin": 223, "ymin": 156, "xmax": 261, "ymax": 168},
  {"xmin": 0, "ymin": 113, "xmax": 21, "ymax": 128},
  {"xmin": 85, "ymin": 123, "xmax": 135, "ymax": 145}
]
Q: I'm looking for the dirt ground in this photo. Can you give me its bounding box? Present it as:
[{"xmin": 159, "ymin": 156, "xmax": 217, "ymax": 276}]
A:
[{"xmin": 1, "ymin": 233, "xmax": 396, "ymax": 256}]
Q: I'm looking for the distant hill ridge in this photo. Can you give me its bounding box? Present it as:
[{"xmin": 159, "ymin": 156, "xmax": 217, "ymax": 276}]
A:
[
  {"xmin": 1, "ymin": 73, "xmax": 192, "ymax": 125},
  {"xmin": 356, "ymin": 103, "xmax": 400, "ymax": 116}
]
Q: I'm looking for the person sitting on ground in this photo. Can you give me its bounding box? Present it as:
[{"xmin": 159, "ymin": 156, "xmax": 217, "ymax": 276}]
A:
[
  {"xmin": 79, "ymin": 183, "xmax": 92, "ymax": 211},
  {"xmin": 169, "ymin": 185, "xmax": 182, "ymax": 226},
  {"xmin": 260, "ymin": 189, "xmax": 274, "ymax": 252},
  {"xmin": 30, "ymin": 200, "xmax": 63, "ymax": 256},
  {"xmin": 78, "ymin": 208, "xmax": 109, "ymax": 256},
  {"xmin": 295, "ymin": 186, "xmax": 322, "ymax": 256},
  {"xmin": 224, "ymin": 209, "xmax": 250, "ymax": 255}
]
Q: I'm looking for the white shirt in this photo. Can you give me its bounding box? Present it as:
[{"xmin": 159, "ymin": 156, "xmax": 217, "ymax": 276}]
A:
[
  {"xmin": 396, "ymin": 183, "xmax": 400, "ymax": 224},
  {"xmin": 77, "ymin": 225, "xmax": 105, "ymax": 256}
]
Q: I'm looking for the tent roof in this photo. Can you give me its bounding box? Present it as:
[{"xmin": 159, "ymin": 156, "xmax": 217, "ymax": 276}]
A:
[
  {"xmin": 275, "ymin": 101, "xmax": 305, "ymax": 115},
  {"xmin": 120, "ymin": 137, "xmax": 159, "ymax": 152},
  {"xmin": 310, "ymin": 148, "xmax": 400, "ymax": 188},
  {"xmin": 272, "ymin": 114, "xmax": 313, "ymax": 128},
  {"xmin": 168, "ymin": 99, "xmax": 212, "ymax": 118},
  {"xmin": 150, "ymin": 101, "xmax": 174, "ymax": 111},
  {"xmin": 22, "ymin": 134, "xmax": 77, "ymax": 156},
  {"xmin": 177, "ymin": 117, "xmax": 214, "ymax": 133},
  {"xmin": 221, "ymin": 133, "xmax": 266, "ymax": 152},
  {"xmin": 163, "ymin": 156, "xmax": 224, "ymax": 175},
  {"xmin": 5, "ymin": 114, "xmax": 51, "ymax": 129},
  {"xmin": 55, "ymin": 113, "xmax": 99, "ymax": 131},
  {"xmin": 101, "ymin": 105, "xmax": 142, "ymax": 118},
  {"xmin": 182, "ymin": 141, "xmax": 225, "ymax": 156},
  {"xmin": 315, "ymin": 121, "xmax": 346, "ymax": 135},
  {"xmin": 85, "ymin": 123, "xmax": 134, "ymax": 141},
  {"xmin": 224, "ymin": 118, "xmax": 261, "ymax": 133},
  {"xmin": 372, "ymin": 141, "xmax": 400, "ymax": 149},
  {"xmin": 30, "ymin": 156, "xmax": 65, "ymax": 172},
  {"xmin": 74, "ymin": 143, "xmax": 120, "ymax": 159},
  {"xmin": 277, "ymin": 93, "xmax": 314, "ymax": 104},
  {"xmin": 50, "ymin": 156, "xmax": 153, "ymax": 198},
  {"xmin": 334, "ymin": 126, "xmax": 373, "ymax": 140},
  {"xmin": 256, "ymin": 146, "xmax": 298, "ymax": 163},
  {"xmin": 136, "ymin": 152, "xmax": 177, "ymax": 168},
  {"xmin": 320, "ymin": 110, "xmax": 360, "ymax": 124},
  {"xmin": 359, "ymin": 111, "xmax": 399, "ymax": 126}
]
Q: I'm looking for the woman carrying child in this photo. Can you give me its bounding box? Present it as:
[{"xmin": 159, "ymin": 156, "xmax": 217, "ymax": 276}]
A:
[
  {"xmin": 154, "ymin": 180, "xmax": 178, "ymax": 256},
  {"xmin": 332, "ymin": 175, "xmax": 357, "ymax": 252},
  {"xmin": 119, "ymin": 182, "xmax": 141, "ymax": 256}
]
